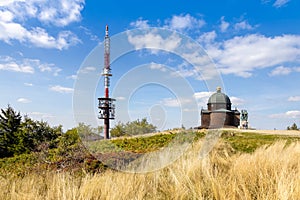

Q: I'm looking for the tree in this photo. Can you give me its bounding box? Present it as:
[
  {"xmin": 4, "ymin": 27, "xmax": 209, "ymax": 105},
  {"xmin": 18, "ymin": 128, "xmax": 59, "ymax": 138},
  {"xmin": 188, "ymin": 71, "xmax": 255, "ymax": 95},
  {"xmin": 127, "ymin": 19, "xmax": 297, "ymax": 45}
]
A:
[
  {"xmin": 55, "ymin": 128, "xmax": 80, "ymax": 156},
  {"xmin": 110, "ymin": 122, "xmax": 126, "ymax": 137},
  {"xmin": 0, "ymin": 105, "xmax": 63, "ymax": 157},
  {"xmin": 18, "ymin": 116, "xmax": 63, "ymax": 153},
  {"xmin": 0, "ymin": 105, "xmax": 22, "ymax": 157},
  {"xmin": 76, "ymin": 123, "xmax": 103, "ymax": 141},
  {"xmin": 287, "ymin": 123, "xmax": 299, "ymax": 130},
  {"xmin": 110, "ymin": 118, "xmax": 156, "ymax": 137}
]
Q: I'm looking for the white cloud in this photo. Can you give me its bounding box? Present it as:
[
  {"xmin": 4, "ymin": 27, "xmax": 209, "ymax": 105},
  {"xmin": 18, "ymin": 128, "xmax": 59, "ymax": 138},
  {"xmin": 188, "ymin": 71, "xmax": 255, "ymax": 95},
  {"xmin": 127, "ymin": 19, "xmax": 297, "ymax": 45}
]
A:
[
  {"xmin": 194, "ymin": 91, "xmax": 214, "ymax": 107},
  {"xmin": 234, "ymin": 20, "xmax": 254, "ymax": 31},
  {"xmin": 269, "ymin": 66, "xmax": 292, "ymax": 76},
  {"xmin": 220, "ymin": 16, "xmax": 230, "ymax": 32},
  {"xmin": 181, "ymin": 52, "xmax": 219, "ymax": 80},
  {"xmin": 294, "ymin": 67, "xmax": 300, "ymax": 72},
  {"xmin": 50, "ymin": 85, "xmax": 74, "ymax": 93},
  {"xmin": 67, "ymin": 74, "xmax": 77, "ymax": 80},
  {"xmin": 17, "ymin": 98, "xmax": 31, "ymax": 103},
  {"xmin": 28, "ymin": 112, "xmax": 54, "ymax": 119},
  {"xmin": 270, "ymin": 110, "xmax": 300, "ymax": 119},
  {"xmin": 130, "ymin": 18, "xmax": 150, "ymax": 29},
  {"xmin": 38, "ymin": 63, "xmax": 62, "ymax": 76},
  {"xmin": 169, "ymin": 52, "xmax": 219, "ymax": 80},
  {"xmin": 165, "ymin": 14, "xmax": 205, "ymax": 31},
  {"xmin": 198, "ymin": 31, "xmax": 217, "ymax": 44},
  {"xmin": 0, "ymin": 10, "xmax": 14, "ymax": 22},
  {"xmin": 116, "ymin": 96, "xmax": 126, "ymax": 100},
  {"xmin": 28, "ymin": 29, "xmax": 80, "ymax": 50},
  {"xmin": 171, "ymin": 70, "xmax": 196, "ymax": 79},
  {"xmin": 79, "ymin": 66, "xmax": 97, "ymax": 74},
  {"xmin": 79, "ymin": 26, "xmax": 100, "ymax": 42},
  {"xmin": 0, "ymin": 57, "xmax": 34, "ymax": 73},
  {"xmin": 230, "ymin": 96, "xmax": 245, "ymax": 106},
  {"xmin": 0, "ymin": 56, "xmax": 62, "ymax": 75},
  {"xmin": 288, "ymin": 96, "xmax": 300, "ymax": 102},
  {"xmin": 194, "ymin": 91, "xmax": 214, "ymax": 100},
  {"xmin": 38, "ymin": 64, "xmax": 52, "ymax": 72},
  {"xmin": 161, "ymin": 98, "xmax": 180, "ymax": 107},
  {"xmin": 171, "ymin": 60, "xmax": 196, "ymax": 78},
  {"xmin": 127, "ymin": 30, "xmax": 182, "ymax": 52},
  {"xmin": 148, "ymin": 62, "xmax": 167, "ymax": 72},
  {"xmin": 273, "ymin": 0, "xmax": 290, "ymax": 8},
  {"xmin": 131, "ymin": 14, "xmax": 205, "ymax": 33},
  {"xmin": 262, "ymin": 0, "xmax": 271, "ymax": 4},
  {"xmin": 2, "ymin": 0, "xmax": 85, "ymax": 26},
  {"xmin": 24, "ymin": 83, "xmax": 33, "ymax": 86},
  {"xmin": 53, "ymin": 68, "xmax": 62, "ymax": 76},
  {"xmin": 261, "ymin": 0, "xmax": 290, "ymax": 7},
  {"xmin": 208, "ymin": 34, "xmax": 300, "ymax": 77},
  {"xmin": 161, "ymin": 97, "xmax": 192, "ymax": 107},
  {"xmin": 127, "ymin": 17, "xmax": 220, "ymax": 80},
  {"xmin": 0, "ymin": 1, "xmax": 82, "ymax": 49},
  {"xmin": 0, "ymin": 18, "xmax": 80, "ymax": 49},
  {"xmin": 0, "ymin": 13, "xmax": 28, "ymax": 42}
]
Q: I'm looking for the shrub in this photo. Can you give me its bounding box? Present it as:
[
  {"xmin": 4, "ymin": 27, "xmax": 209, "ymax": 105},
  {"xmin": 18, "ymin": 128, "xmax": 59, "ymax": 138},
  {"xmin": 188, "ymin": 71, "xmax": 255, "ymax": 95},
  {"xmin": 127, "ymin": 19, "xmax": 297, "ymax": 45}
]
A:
[{"xmin": 111, "ymin": 118, "xmax": 156, "ymax": 137}]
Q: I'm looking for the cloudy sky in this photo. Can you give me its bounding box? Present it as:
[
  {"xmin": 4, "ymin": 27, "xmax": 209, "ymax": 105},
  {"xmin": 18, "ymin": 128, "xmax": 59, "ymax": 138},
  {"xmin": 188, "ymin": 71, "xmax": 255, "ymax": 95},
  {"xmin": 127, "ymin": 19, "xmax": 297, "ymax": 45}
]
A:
[{"xmin": 1, "ymin": 0, "xmax": 300, "ymax": 131}]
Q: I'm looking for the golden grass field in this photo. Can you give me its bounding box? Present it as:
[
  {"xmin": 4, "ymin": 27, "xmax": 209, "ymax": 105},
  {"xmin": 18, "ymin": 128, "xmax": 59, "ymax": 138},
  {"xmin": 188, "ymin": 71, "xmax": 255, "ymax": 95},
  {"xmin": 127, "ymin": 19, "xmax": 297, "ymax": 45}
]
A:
[{"xmin": 1, "ymin": 130, "xmax": 300, "ymax": 200}]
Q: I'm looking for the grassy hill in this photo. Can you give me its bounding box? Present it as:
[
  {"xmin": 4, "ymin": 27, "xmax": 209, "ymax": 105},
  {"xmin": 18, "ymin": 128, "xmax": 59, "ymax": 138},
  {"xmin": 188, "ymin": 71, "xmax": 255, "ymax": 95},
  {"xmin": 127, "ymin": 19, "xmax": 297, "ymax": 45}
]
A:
[{"xmin": 1, "ymin": 129, "xmax": 300, "ymax": 199}]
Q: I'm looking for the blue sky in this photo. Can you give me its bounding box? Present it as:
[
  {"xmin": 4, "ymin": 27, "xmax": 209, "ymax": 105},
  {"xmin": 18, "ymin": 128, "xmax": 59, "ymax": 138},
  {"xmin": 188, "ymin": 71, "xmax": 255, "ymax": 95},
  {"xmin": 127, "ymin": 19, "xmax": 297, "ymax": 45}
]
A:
[{"xmin": 1, "ymin": 0, "xmax": 300, "ymax": 131}]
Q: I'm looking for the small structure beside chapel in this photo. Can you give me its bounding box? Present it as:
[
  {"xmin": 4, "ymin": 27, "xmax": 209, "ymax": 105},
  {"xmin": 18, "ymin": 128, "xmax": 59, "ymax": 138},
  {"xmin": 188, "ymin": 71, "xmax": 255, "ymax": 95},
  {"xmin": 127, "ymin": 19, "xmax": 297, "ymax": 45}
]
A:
[{"xmin": 200, "ymin": 87, "xmax": 240, "ymax": 129}]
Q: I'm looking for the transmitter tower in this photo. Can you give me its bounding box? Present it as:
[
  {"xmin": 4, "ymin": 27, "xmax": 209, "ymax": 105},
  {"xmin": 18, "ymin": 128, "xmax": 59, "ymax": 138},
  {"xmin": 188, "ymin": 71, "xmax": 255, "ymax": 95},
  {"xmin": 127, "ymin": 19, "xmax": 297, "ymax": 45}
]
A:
[{"xmin": 98, "ymin": 25, "xmax": 115, "ymax": 139}]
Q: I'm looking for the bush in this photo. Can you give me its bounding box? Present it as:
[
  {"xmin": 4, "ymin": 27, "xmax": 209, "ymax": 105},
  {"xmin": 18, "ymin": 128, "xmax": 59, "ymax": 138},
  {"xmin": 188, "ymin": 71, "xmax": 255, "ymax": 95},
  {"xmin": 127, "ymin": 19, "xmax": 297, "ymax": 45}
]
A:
[
  {"xmin": 111, "ymin": 118, "xmax": 156, "ymax": 137},
  {"xmin": 0, "ymin": 105, "xmax": 62, "ymax": 158}
]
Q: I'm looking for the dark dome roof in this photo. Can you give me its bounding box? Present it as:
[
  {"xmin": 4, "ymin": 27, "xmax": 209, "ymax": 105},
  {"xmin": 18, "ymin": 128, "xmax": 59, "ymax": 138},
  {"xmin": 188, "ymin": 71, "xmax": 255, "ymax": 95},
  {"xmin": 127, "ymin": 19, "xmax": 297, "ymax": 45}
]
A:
[{"xmin": 208, "ymin": 87, "xmax": 231, "ymax": 104}]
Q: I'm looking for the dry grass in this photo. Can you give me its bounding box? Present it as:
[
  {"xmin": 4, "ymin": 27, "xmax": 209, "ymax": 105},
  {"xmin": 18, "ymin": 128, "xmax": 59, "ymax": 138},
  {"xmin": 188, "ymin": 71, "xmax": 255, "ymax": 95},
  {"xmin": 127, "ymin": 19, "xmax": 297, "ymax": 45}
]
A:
[{"xmin": 1, "ymin": 139, "xmax": 300, "ymax": 200}]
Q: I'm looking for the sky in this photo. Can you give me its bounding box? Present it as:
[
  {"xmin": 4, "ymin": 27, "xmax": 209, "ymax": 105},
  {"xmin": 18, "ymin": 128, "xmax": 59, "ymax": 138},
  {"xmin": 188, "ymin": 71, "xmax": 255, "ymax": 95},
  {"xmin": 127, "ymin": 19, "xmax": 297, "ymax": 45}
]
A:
[{"xmin": 0, "ymin": 0, "xmax": 300, "ymax": 131}]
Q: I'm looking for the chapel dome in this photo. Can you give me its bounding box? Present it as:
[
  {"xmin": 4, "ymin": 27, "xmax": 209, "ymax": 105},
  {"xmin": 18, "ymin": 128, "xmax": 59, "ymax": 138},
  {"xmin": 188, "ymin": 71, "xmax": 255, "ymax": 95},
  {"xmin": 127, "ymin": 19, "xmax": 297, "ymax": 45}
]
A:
[{"xmin": 208, "ymin": 87, "xmax": 231, "ymax": 105}]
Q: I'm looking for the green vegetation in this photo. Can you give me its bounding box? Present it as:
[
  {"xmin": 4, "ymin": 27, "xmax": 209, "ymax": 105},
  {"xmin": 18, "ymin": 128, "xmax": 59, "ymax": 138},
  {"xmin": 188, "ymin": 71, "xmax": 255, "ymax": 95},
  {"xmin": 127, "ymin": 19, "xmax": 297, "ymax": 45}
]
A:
[
  {"xmin": 76, "ymin": 122, "xmax": 103, "ymax": 141},
  {"xmin": 221, "ymin": 130, "xmax": 300, "ymax": 153},
  {"xmin": 1, "ymin": 105, "xmax": 300, "ymax": 199},
  {"xmin": 287, "ymin": 122, "xmax": 299, "ymax": 130},
  {"xmin": 111, "ymin": 133, "xmax": 176, "ymax": 153},
  {"xmin": 1, "ymin": 105, "xmax": 300, "ymax": 178},
  {"xmin": 0, "ymin": 105, "xmax": 106, "ymax": 176},
  {"xmin": 111, "ymin": 118, "xmax": 156, "ymax": 137},
  {"xmin": 2, "ymin": 139, "xmax": 300, "ymax": 199},
  {"xmin": 88, "ymin": 133, "xmax": 176, "ymax": 154},
  {"xmin": 87, "ymin": 131, "xmax": 206, "ymax": 154},
  {"xmin": 0, "ymin": 105, "xmax": 62, "ymax": 158}
]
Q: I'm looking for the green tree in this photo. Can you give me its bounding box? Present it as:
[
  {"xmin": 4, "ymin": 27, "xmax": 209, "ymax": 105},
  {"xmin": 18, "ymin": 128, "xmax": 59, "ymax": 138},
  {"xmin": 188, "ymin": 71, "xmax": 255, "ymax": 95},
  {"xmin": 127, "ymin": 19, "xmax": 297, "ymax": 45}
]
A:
[
  {"xmin": 76, "ymin": 123, "xmax": 103, "ymax": 141},
  {"xmin": 18, "ymin": 117, "xmax": 63, "ymax": 153},
  {"xmin": 110, "ymin": 122, "xmax": 126, "ymax": 137},
  {"xmin": 0, "ymin": 105, "xmax": 63, "ymax": 157},
  {"xmin": 54, "ymin": 128, "xmax": 81, "ymax": 156},
  {"xmin": 287, "ymin": 123, "xmax": 299, "ymax": 130},
  {"xmin": 0, "ymin": 105, "xmax": 22, "ymax": 157},
  {"xmin": 111, "ymin": 118, "xmax": 156, "ymax": 137},
  {"xmin": 60, "ymin": 128, "xmax": 80, "ymax": 147}
]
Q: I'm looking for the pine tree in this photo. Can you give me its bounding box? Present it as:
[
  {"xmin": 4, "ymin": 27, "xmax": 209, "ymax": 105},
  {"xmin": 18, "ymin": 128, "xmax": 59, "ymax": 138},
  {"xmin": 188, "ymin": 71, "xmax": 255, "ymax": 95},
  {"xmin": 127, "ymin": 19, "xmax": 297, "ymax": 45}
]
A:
[
  {"xmin": 0, "ymin": 105, "xmax": 22, "ymax": 157},
  {"xmin": 291, "ymin": 123, "xmax": 298, "ymax": 130},
  {"xmin": 287, "ymin": 123, "xmax": 299, "ymax": 130}
]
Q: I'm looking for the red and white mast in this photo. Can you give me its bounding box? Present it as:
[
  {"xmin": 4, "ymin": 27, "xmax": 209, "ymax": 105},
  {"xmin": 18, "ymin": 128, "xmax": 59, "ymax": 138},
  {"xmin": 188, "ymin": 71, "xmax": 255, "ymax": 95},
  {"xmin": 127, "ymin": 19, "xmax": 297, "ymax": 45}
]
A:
[
  {"xmin": 104, "ymin": 25, "xmax": 111, "ymax": 98},
  {"xmin": 98, "ymin": 25, "xmax": 115, "ymax": 139}
]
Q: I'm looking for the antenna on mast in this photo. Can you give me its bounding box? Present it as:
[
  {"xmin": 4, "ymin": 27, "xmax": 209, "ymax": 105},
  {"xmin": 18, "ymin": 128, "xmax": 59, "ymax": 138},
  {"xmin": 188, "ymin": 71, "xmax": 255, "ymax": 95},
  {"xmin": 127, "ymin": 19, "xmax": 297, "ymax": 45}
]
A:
[{"xmin": 98, "ymin": 25, "xmax": 115, "ymax": 139}]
